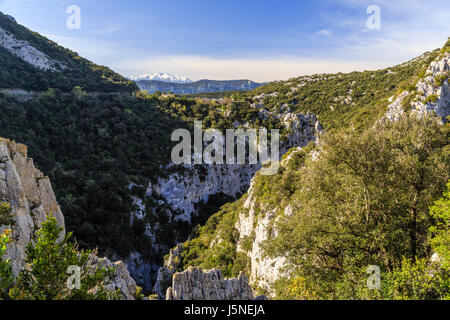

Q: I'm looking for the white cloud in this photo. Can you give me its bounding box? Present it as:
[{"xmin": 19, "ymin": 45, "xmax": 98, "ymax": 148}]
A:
[{"xmin": 314, "ymin": 29, "xmax": 332, "ymax": 37}]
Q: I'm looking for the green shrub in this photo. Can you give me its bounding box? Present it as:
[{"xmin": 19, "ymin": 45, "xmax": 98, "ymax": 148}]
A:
[
  {"xmin": 424, "ymin": 94, "xmax": 438, "ymax": 104},
  {"xmin": 9, "ymin": 216, "xmax": 117, "ymax": 300}
]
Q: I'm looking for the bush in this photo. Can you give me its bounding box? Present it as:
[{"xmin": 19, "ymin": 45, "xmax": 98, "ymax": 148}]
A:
[{"xmin": 9, "ymin": 216, "xmax": 117, "ymax": 300}]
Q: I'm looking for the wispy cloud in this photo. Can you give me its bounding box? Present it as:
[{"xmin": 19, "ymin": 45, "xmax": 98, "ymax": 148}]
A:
[
  {"xmin": 313, "ymin": 29, "xmax": 332, "ymax": 37},
  {"xmin": 90, "ymin": 24, "xmax": 123, "ymax": 35}
]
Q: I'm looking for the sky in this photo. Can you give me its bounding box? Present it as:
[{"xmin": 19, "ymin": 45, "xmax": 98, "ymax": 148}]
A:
[{"xmin": 0, "ymin": 0, "xmax": 449, "ymax": 82}]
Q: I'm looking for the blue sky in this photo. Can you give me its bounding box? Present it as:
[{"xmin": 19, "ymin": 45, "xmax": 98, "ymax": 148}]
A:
[{"xmin": 0, "ymin": 0, "xmax": 449, "ymax": 81}]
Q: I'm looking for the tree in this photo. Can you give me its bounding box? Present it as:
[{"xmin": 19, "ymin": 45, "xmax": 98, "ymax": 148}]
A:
[
  {"xmin": 371, "ymin": 185, "xmax": 450, "ymax": 300},
  {"xmin": 0, "ymin": 202, "xmax": 13, "ymax": 226},
  {"xmin": 9, "ymin": 215, "xmax": 117, "ymax": 300},
  {"xmin": 72, "ymin": 86, "xmax": 88, "ymax": 100},
  {"xmin": 268, "ymin": 114, "xmax": 449, "ymax": 299},
  {"xmin": 429, "ymin": 182, "xmax": 450, "ymax": 270}
]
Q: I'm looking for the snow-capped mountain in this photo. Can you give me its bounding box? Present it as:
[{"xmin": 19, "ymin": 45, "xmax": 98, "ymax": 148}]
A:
[{"xmin": 128, "ymin": 72, "xmax": 193, "ymax": 83}]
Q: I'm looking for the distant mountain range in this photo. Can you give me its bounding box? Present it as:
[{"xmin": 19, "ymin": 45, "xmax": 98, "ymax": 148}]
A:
[
  {"xmin": 134, "ymin": 78, "xmax": 263, "ymax": 94},
  {"xmin": 128, "ymin": 72, "xmax": 193, "ymax": 83}
]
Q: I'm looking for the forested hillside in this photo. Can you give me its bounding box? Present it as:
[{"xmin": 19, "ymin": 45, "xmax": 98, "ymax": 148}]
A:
[{"xmin": 0, "ymin": 12, "xmax": 137, "ymax": 92}]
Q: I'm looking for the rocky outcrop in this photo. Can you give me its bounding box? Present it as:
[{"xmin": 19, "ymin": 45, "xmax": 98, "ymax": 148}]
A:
[
  {"xmin": 91, "ymin": 256, "xmax": 137, "ymax": 300},
  {"xmin": 165, "ymin": 266, "xmax": 255, "ymax": 300},
  {"xmin": 140, "ymin": 112, "xmax": 321, "ymax": 293},
  {"xmin": 385, "ymin": 52, "xmax": 449, "ymax": 121},
  {"xmin": 0, "ymin": 138, "xmax": 137, "ymax": 300},
  {"xmin": 234, "ymin": 177, "xmax": 289, "ymax": 293},
  {"xmin": 232, "ymin": 149, "xmax": 312, "ymax": 294},
  {"xmin": 154, "ymin": 244, "xmax": 184, "ymax": 299},
  {"xmin": 0, "ymin": 137, "xmax": 65, "ymax": 276},
  {"xmin": 148, "ymin": 113, "xmax": 321, "ymax": 295},
  {"xmin": 0, "ymin": 27, "xmax": 64, "ymax": 71}
]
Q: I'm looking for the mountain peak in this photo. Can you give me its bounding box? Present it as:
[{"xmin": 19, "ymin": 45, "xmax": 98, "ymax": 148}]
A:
[{"xmin": 128, "ymin": 72, "xmax": 193, "ymax": 83}]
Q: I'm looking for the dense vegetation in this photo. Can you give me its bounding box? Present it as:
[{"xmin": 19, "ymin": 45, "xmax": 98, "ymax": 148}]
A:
[
  {"xmin": 177, "ymin": 114, "xmax": 450, "ymax": 299},
  {"xmin": 0, "ymin": 90, "xmax": 182, "ymax": 260},
  {"xmin": 0, "ymin": 88, "xmax": 287, "ymax": 263},
  {"xmin": 184, "ymin": 90, "xmax": 250, "ymax": 99},
  {"xmin": 0, "ymin": 12, "xmax": 137, "ymax": 93},
  {"xmin": 175, "ymin": 197, "xmax": 250, "ymax": 278}
]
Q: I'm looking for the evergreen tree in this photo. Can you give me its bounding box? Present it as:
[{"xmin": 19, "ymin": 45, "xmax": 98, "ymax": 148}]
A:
[{"xmin": 9, "ymin": 215, "xmax": 117, "ymax": 300}]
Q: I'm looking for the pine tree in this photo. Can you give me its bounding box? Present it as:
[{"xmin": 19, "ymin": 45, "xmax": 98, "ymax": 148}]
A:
[{"xmin": 9, "ymin": 215, "xmax": 117, "ymax": 300}]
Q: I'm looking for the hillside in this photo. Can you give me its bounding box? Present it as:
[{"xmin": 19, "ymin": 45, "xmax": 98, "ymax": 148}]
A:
[
  {"xmin": 161, "ymin": 42, "xmax": 450, "ymax": 299},
  {"xmin": 0, "ymin": 13, "xmax": 448, "ymax": 297},
  {"xmin": 0, "ymin": 12, "xmax": 137, "ymax": 93}
]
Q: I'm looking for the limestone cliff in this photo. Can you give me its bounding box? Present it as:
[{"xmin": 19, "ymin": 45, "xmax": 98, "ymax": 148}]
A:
[
  {"xmin": 0, "ymin": 138, "xmax": 65, "ymax": 276},
  {"xmin": 165, "ymin": 266, "xmax": 257, "ymax": 300},
  {"xmin": 136, "ymin": 112, "xmax": 321, "ymax": 292},
  {"xmin": 0, "ymin": 26, "xmax": 64, "ymax": 71},
  {"xmin": 0, "ymin": 138, "xmax": 137, "ymax": 300},
  {"xmin": 148, "ymin": 111, "xmax": 322, "ymax": 223}
]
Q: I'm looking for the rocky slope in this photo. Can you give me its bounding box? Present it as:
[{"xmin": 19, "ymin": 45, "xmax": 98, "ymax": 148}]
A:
[
  {"xmin": 143, "ymin": 112, "xmax": 321, "ymax": 223},
  {"xmin": 385, "ymin": 52, "xmax": 449, "ymax": 121},
  {"xmin": 135, "ymin": 79, "xmax": 262, "ymax": 94},
  {"xmin": 0, "ymin": 26, "xmax": 64, "ymax": 71},
  {"xmin": 222, "ymin": 49, "xmax": 448, "ymax": 296},
  {"xmin": 0, "ymin": 138, "xmax": 137, "ymax": 300}
]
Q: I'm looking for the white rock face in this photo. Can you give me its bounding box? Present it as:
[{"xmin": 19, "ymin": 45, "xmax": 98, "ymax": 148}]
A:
[
  {"xmin": 166, "ymin": 266, "xmax": 255, "ymax": 300},
  {"xmin": 385, "ymin": 52, "xmax": 450, "ymax": 121},
  {"xmin": 91, "ymin": 256, "xmax": 138, "ymax": 300},
  {"xmin": 0, "ymin": 138, "xmax": 137, "ymax": 300},
  {"xmin": 235, "ymin": 176, "xmax": 289, "ymax": 293},
  {"xmin": 0, "ymin": 26, "xmax": 64, "ymax": 71},
  {"xmin": 153, "ymin": 164, "xmax": 258, "ymax": 223},
  {"xmin": 233, "ymin": 149, "xmax": 308, "ymax": 294},
  {"xmin": 150, "ymin": 112, "xmax": 322, "ymax": 223}
]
